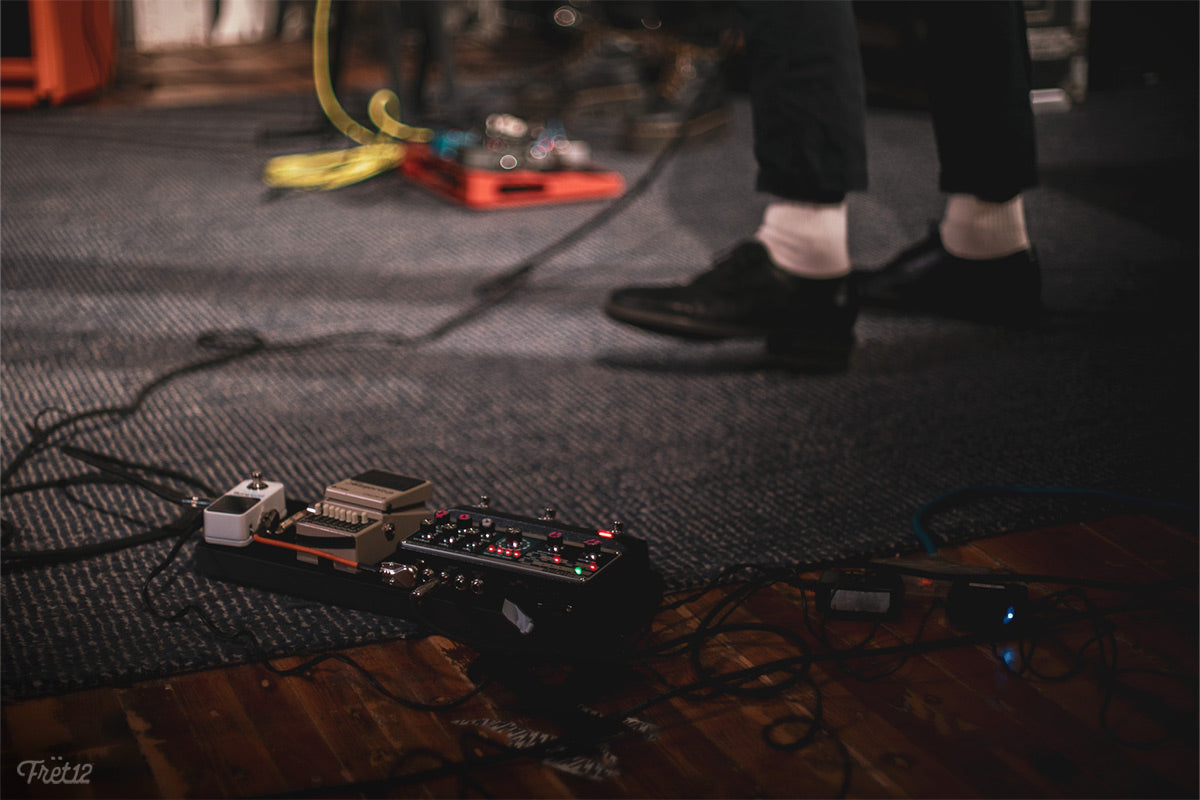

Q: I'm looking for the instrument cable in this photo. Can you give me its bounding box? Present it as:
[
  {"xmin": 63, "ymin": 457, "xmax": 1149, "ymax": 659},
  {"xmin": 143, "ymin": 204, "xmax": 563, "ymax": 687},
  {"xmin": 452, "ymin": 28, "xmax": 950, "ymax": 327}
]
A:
[{"xmin": 0, "ymin": 24, "xmax": 732, "ymax": 530}]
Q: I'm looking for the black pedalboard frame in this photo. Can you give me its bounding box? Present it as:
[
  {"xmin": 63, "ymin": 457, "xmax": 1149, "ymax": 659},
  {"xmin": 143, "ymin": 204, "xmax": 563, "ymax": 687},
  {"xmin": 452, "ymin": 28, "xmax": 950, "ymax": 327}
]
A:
[{"xmin": 195, "ymin": 503, "xmax": 663, "ymax": 658}]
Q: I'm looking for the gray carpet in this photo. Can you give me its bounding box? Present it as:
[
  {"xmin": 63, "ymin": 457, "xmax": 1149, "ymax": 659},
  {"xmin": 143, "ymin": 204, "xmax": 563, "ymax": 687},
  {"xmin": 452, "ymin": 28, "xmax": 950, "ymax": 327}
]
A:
[{"xmin": 2, "ymin": 83, "xmax": 1196, "ymax": 699}]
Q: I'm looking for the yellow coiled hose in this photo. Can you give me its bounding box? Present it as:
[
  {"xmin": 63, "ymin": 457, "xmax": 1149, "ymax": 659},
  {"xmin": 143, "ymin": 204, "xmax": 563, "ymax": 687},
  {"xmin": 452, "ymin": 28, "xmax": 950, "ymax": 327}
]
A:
[{"xmin": 262, "ymin": 0, "xmax": 433, "ymax": 190}]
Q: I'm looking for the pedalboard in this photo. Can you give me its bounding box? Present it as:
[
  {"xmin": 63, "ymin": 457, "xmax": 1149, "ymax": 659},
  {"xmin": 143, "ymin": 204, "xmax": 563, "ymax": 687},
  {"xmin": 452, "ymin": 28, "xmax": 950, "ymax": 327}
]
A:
[
  {"xmin": 195, "ymin": 470, "xmax": 662, "ymax": 658},
  {"xmin": 400, "ymin": 142, "xmax": 626, "ymax": 210}
]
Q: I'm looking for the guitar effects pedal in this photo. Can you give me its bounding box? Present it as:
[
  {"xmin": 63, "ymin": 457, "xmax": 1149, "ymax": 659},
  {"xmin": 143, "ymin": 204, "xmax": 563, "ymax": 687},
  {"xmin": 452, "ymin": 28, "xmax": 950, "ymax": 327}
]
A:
[{"xmin": 196, "ymin": 471, "xmax": 662, "ymax": 658}]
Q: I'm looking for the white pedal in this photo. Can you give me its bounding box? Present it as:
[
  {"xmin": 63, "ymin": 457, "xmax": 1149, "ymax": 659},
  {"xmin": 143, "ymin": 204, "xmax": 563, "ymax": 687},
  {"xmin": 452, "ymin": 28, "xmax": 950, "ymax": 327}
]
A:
[{"xmin": 203, "ymin": 472, "xmax": 286, "ymax": 547}]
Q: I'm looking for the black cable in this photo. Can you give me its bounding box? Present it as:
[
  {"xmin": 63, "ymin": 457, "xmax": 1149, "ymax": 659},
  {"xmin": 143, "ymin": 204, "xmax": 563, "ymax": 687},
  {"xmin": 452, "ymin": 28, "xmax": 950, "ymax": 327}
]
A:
[
  {"xmin": 257, "ymin": 554, "xmax": 1192, "ymax": 798},
  {"xmin": 60, "ymin": 481, "xmax": 180, "ymax": 537},
  {"xmin": 2, "ymin": 473, "xmax": 131, "ymax": 498},
  {"xmin": 1, "ymin": 507, "xmax": 204, "ymax": 572},
  {"xmin": 990, "ymin": 585, "xmax": 1198, "ymax": 749},
  {"xmin": 911, "ymin": 483, "xmax": 1197, "ymax": 554},
  {"xmin": 284, "ymin": 568, "xmax": 834, "ymax": 798},
  {"xmin": 996, "ymin": 587, "xmax": 1112, "ymax": 682},
  {"xmin": 137, "ymin": 511, "xmax": 493, "ymax": 714},
  {"xmin": 0, "ymin": 338, "xmax": 265, "ymax": 563},
  {"xmin": 58, "ymin": 444, "xmax": 218, "ymax": 505},
  {"xmin": 870, "ymin": 560, "xmax": 1198, "ymax": 594},
  {"xmin": 0, "ymin": 42, "xmax": 731, "ymax": 548},
  {"xmin": 336, "ymin": 549, "xmax": 1189, "ymax": 792},
  {"xmin": 1, "ymin": 448, "xmax": 220, "ymax": 568},
  {"xmin": 1, "ymin": 330, "xmax": 267, "ymax": 488}
]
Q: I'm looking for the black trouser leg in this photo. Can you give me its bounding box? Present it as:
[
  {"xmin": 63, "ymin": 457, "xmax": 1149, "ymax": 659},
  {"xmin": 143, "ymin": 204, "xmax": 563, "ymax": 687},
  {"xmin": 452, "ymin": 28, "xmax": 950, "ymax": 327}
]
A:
[
  {"xmin": 741, "ymin": 1, "xmax": 867, "ymax": 203},
  {"xmin": 919, "ymin": 1, "xmax": 1038, "ymax": 201}
]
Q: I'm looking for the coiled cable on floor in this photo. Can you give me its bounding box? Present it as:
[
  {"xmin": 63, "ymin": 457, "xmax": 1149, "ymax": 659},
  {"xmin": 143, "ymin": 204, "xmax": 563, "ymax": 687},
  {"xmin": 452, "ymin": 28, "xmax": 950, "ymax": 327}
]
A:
[{"xmin": 261, "ymin": 0, "xmax": 432, "ymax": 190}]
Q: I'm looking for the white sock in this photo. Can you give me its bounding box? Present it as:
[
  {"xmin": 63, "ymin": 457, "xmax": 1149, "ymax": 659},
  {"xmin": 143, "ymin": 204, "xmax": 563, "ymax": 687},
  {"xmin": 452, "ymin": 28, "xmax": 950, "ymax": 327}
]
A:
[
  {"xmin": 939, "ymin": 194, "xmax": 1030, "ymax": 259},
  {"xmin": 754, "ymin": 201, "xmax": 850, "ymax": 278}
]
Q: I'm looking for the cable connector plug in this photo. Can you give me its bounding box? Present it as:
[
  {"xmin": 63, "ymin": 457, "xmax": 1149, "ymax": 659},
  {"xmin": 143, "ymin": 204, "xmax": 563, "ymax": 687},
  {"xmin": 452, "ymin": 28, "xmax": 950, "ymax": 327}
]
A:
[{"xmin": 816, "ymin": 567, "xmax": 905, "ymax": 621}]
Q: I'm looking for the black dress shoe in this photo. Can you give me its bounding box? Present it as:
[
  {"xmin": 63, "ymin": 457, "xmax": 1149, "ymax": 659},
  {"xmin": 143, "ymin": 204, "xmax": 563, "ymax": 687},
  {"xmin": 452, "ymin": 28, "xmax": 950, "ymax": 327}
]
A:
[
  {"xmin": 604, "ymin": 241, "xmax": 858, "ymax": 371},
  {"xmin": 856, "ymin": 227, "xmax": 1041, "ymax": 325}
]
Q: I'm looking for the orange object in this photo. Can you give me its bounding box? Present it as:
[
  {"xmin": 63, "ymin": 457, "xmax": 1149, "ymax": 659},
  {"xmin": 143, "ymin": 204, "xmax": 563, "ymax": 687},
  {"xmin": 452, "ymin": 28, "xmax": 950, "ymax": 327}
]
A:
[
  {"xmin": 253, "ymin": 533, "xmax": 362, "ymax": 571},
  {"xmin": 401, "ymin": 143, "xmax": 626, "ymax": 210},
  {"xmin": 1, "ymin": 0, "xmax": 115, "ymax": 109}
]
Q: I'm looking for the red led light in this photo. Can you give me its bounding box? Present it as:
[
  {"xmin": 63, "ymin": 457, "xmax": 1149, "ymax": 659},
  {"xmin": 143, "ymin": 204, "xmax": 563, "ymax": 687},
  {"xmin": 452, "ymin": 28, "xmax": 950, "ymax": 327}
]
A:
[
  {"xmin": 513, "ymin": 551, "xmax": 522, "ymax": 559},
  {"xmin": 553, "ymin": 556, "xmax": 561, "ymax": 564},
  {"xmin": 487, "ymin": 545, "xmax": 496, "ymax": 553},
  {"xmin": 597, "ymin": 529, "xmax": 614, "ymax": 538},
  {"xmin": 588, "ymin": 563, "xmax": 598, "ymax": 571}
]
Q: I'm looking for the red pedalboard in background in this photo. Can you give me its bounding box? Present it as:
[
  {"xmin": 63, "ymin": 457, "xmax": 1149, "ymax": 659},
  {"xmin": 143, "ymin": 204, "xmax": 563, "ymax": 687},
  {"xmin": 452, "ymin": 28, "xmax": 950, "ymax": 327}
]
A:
[{"xmin": 400, "ymin": 143, "xmax": 626, "ymax": 210}]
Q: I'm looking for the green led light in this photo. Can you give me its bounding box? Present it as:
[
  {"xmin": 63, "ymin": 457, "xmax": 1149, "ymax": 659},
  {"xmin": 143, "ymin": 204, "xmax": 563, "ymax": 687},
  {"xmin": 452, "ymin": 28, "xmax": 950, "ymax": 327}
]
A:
[{"xmin": 574, "ymin": 566, "xmax": 583, "ymax": 575}]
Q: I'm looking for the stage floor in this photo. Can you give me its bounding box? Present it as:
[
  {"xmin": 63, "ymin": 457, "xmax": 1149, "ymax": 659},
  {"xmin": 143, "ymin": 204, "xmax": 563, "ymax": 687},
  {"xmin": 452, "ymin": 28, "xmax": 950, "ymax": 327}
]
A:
[
  {"xmin": 3, "ymin": 514, "xmax": 1195, "ymax": 798},
  {"xmin": 3, "ymin": 26, "xmax": 1197, "ymax": 799}
]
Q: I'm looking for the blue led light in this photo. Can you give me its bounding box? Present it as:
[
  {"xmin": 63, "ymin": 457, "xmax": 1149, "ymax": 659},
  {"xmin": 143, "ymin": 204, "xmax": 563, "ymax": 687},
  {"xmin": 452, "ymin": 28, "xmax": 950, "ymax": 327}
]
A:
[
  {"xmin": 1002, "ymin": 605, "xmax": 1016, "ymax": 625},
  {"xmin": 1000, "ymin": 646, "xmax": 1021, "ymax": 669}
]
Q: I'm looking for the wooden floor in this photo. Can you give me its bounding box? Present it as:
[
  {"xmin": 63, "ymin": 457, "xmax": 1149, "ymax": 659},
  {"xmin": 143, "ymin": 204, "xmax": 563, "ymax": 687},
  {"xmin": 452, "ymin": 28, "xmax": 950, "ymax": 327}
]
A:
[
  {"xmin": 94, "ymin": 23, "xmax": 553, "ymax": 110},
  {"xmin": 5, "ymin": 35, "xmax": 1198, "ymax": 800},
  {"xmin": 2, "ymin": 514, "xmax": 1196, "ymax": 799}
]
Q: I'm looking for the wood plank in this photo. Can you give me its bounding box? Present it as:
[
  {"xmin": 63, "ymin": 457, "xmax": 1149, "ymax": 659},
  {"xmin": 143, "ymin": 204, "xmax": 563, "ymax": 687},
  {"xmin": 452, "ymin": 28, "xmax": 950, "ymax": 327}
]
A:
[
  {"xmin": 636, "ymin": 599, "xmax": 835, "ymax": 798},
  {"xmin": 260, "ymin": 647, "xmax": 438, "ymax": 795},
  {"xmin": 882, "ymin": 610, "xmax": 1187, "ymax": 798},
  {"xmin": 220, "ymin": 660, "xmax": 351, "ymax": 794},
  {"xmin": 422, "ymin": 632, "xmax": 727, "ymax": 800},
  {"xmin": 49, "ymin": 688, "xmax": 156, "ymax": 798},
  {"xmin": 3, "ymin": 688, "xmax": 161, "ymax": 798},
  {"xmin": 115, "ymin": 679, "xmax": 227, "ymax": 798},
  {"xmin": 1085, "ymin": 515, "xmax": 1199, "ymax": 577},
  {"xmin": 747, "ymin": 534, "xmax": 1198, "ymax": 799},
  {"xmin": 644, "ymin": 585, "xmax": 962, "ymax": 799},
  {"xmin": 3, "ymin": 696, "xmax": 97, "ymax": 800},
  {"xmin": 4, "ymin": 697, "xmax": 77, "ymax": 760},
  {"xmin": 2, "ymin": 516, "xmax": 1194, "ymax": 799},
  {"xmin": 336, "ymin": 638, "xmax": 509, "ymax": 799},
  {"xmin": 963, "ymin": 520, "xmax": 1199, "ymax": 791},
  {"xmin": 165, "ymin": 670, "xmax": 289, "ymax": 797},
  {"xmin": 738, "ymin": 582, "xmax": 1017, "ymax": 798}
]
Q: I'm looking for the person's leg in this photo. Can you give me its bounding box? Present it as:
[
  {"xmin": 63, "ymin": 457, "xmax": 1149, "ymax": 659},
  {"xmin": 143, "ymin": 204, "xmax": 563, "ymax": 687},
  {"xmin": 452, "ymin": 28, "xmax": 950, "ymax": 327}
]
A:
[
  {"xmin": 857, "ymin": 1, "xmax": 1041, "ymax": 325},
  {"xmin": 746, "ymin": 0, "xmax": 864, "ymax": 279},
  {"xmin": 744, "ymin": 0, "xmax": 867, "ymax": 204},
  {"xmin": 604, "ymin": 1, "xmax": 864, "ymax": 370},
  {"xmin": 924, "ymin": 0, "xmax": 1037, "ymax": 204},
  {"xmin": 928, "ymin": 0, "xmax": 1036, "ymax": 260}
]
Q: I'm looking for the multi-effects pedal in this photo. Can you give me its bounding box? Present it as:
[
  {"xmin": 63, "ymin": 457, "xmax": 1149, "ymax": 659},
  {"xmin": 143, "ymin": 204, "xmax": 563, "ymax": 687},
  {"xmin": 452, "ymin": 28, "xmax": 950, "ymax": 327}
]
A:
[
  {"xmin": 195, "ymin": 470, "xmax": 662, "ymax": 657},
  {"xmin": 378, "ymin": 502, "xmax": 662, "ymax": 652},
  {"xmin": 385, "ymin": 504, "xmax": 633, "ymax": 595}
]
